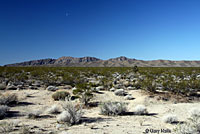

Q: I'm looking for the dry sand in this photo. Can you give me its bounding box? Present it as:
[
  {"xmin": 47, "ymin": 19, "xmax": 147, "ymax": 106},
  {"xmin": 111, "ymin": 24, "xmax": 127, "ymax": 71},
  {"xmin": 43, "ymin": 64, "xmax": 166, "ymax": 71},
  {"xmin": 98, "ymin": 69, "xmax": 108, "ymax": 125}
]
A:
[{"xmin": 1, "ymin": 89, "xmax": 198, "ymax": 134}]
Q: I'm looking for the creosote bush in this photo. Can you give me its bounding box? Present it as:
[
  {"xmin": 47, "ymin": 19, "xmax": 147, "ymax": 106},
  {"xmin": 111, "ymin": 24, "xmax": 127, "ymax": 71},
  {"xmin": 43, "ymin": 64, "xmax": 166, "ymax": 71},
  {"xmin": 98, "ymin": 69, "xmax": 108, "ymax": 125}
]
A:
[
  {"xmin": 52, "ymin": 91, "xmax": 70, "ymax": 101},
  {"xmin": 73, "ymin": 83, "xmax": 93, "ymax": 106},
  {"xmin": 100, "ymin": 101, "xmax": 127, "ymax": 116},
  {"xmin": 57, "ymin": 101, "xmax": 83, "ymax": 126}
]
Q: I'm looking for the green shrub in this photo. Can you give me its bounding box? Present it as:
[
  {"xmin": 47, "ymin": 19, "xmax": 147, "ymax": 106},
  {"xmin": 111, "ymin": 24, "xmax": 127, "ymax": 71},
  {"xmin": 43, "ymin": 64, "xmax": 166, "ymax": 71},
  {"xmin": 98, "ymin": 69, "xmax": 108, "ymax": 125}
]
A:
[{"xmin": 73, "ymin": 83, "xmax": 93, "ymax": 106}]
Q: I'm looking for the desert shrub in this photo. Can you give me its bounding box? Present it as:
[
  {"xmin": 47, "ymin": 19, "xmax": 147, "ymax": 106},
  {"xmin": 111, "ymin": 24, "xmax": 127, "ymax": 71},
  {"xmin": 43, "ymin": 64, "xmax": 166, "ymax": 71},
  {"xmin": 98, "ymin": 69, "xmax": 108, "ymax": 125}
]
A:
[
  {"xmin": 132, "ymin": 82, "xmax": 142, "ymax": 89},
  {"xmin": 47, "ymin": 104, "xmax": 60, "ymax": 114},
  {"xmin": 174, "ymin": 108, "xmax": 200, "ymax": 134},
  {"xmin": 27, "ymin": 110, "xmax": 42, "ymax": 119},
  {"xmin": 0, "ymin": 121, "xmax": 15, "ymax": 134},
  {"xmin": 133, "ymin": 65, "xmax": 139, "ymax": 73},
  {"xmin": 0, "ymin": 93, "xmax": 18, "ymax": 105},
  {"xmin": 134, "ymin": 105, "xmax": 148, "ymax": 115},
  {"xmin": 162, "ymin": 114, "xmax": 178, "ymax": 124},
  {"xmin": 19, "ymin": 125, "xmax": 31, "ymax": 134},
  {"xmin": 100, "ymin": 101, "xmax": 127, "ymax": 116},
  {"xmin": 57, "ymin": 101, "xmax": 83, "ymax": 125},
  {"xmin": 0, "ymin": 105, "xmax": 9, "ymax": 119},
  {"xmin": 52, "ymin": 91, "xmax": 70, "ymax": 101},
  {"xmin": 142, "ymin": 79, "xmax": 156, "ymax": 93},
  {"xmin": 189, "ymin": 108, "xmax": 200, "ymax": 118},
  {"xmin": 0, "ymin": 84, "xmax": 6, "ymax": 90},
  {"xmin": 73, "ymin": 83, "xmax": 93, "ymax": 106}
]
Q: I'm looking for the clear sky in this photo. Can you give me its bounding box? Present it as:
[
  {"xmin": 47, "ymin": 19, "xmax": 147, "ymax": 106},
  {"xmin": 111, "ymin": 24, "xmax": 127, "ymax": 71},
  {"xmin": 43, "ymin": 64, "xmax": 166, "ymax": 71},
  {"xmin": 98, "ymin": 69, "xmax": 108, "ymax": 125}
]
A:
[{"xmin": 1, "ymin": 0, "xmax": 200, "ymax": 65}]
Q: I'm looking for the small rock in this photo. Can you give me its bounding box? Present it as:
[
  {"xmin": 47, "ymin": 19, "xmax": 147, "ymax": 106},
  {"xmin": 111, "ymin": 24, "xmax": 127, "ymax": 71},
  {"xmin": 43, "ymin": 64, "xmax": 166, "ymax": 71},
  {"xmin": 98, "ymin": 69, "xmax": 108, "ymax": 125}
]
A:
[
  {"xmin": 124, "ymin": 94, "xmax": 134, "ymax": 100},
  {"xmin": 63, "ymin": 85, "xmax": 72, "ymax": 90},
  {"xmin": 6, "ymin": 85, "xmax": 17, "ymax": 90},
  {"xmin": 114, "ymin": 89, "xmax": 126, "ymax": 96},
  {"xmin": 127, "ymin": 86, "xmax": 135, "ymax": 90},
  {"xmin": 95, "ymin": 86, "xmax": 104, "ymax": 91},
  {"xmin": 109, "ymin": 87, "xmax": 115, "ymax": 92},
  {"xmin": 56, "ymin": 124, "xmax": 63, "ymax": 130},
  {"xmin": 46, "ymin": 86, "xmax": 58, "ymax": 91}
]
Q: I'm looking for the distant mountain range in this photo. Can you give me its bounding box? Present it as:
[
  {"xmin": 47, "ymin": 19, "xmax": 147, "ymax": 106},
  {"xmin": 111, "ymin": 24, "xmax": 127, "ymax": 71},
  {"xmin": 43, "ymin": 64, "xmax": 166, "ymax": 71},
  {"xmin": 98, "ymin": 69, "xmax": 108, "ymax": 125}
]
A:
[{"xmin": 4, "ymin": 56, "xmax": 200, "ymax": 67}]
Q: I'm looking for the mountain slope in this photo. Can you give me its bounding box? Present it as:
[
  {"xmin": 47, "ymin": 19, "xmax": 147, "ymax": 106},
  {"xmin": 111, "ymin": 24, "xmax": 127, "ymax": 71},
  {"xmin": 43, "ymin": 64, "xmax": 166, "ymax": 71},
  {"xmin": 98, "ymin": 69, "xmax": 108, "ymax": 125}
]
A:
[{"xmin": 4, "ymin": 56, "xmax": 200, "ymax": 67}]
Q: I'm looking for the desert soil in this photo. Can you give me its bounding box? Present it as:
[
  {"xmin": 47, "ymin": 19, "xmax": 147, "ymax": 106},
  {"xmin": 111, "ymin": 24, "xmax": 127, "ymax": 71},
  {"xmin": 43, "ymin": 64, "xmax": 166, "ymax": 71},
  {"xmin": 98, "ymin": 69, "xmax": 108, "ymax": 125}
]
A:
[{"xmin": 0, "ymin": 88, "xmax": 199, "ymax": 134}]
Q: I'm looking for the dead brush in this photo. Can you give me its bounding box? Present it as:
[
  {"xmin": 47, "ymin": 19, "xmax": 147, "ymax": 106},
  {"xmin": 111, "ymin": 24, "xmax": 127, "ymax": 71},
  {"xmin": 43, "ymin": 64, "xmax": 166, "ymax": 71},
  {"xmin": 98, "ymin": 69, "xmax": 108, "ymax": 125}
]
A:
[{"xmin": 0, "ymin": 93, "xmax": 18, "ymax": 105}]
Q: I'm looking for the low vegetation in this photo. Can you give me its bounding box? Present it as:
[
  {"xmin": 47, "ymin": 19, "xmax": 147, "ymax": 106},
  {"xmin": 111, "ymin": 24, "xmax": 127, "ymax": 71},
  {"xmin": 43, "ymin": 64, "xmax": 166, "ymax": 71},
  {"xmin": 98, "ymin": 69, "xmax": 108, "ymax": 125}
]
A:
[
  {"xmin": 162, "ymin": 114, "xmax": 178, "ymax": 124},
  {"xmin": 134, "ymin": 105, "xmax": 148, "ymax": 115},
  {"xmin": 0, "ymin": 93, "xmax": 18, "ymax": 105},
  {"xmin": 100, "ymin": 101, "xmax": 127, "ymax": 116},
  {"xmin": 175, "ymin": 108, "xmax": 200, "ymax": 134},
  {"xmin": 27, "ymin": 110, "xmax": 42, "ymax": 119},
  {"xmin": 57, "ymin": 101, "xmax": 83, "ymax": 125},
  {"xmin": 1, "ymin": 67, "xmax": 200, "ymax": 133},
  {"xmin": 0, "ymin": 105, "xmax": 9, "ymax": 119},
  {"xmin": 52, "ymin": 91, "xmax": 71, "ymax": 101},
  {"xmin": 73, "ymin": 83, "xmax": 93, "ymax": 106},
  {"xmin": 47, "ymin": 104, "xmax": 60, "ymax": 114}
]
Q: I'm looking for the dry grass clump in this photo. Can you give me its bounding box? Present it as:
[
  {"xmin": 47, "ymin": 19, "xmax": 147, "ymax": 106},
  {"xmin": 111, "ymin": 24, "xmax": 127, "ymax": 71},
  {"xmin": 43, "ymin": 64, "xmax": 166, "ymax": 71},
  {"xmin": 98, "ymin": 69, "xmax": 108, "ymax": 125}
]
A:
[
  {"xmin": 19, "ymin": 124, "xmax": 31, "ymax": 134},
  {"xmin": 52, "ymin": 91, "xmax": 70, "ymax": 101},
  {"xmin": 162, "ymin": 114, "xmax": 178, "ymax": 124},
  {"xmin": 0, "ymin": 121, "xmax": 15, "ymax": 134},
  {"xmin": 47, "ymin": 104, "xmax": 60, "ymax": 114},
  {"xmin": 27, "ymin": 110, "xmax": 42, "ymax": 119},
  {"xmin": 57, "ymin": 101, "xmax": 83, "ymax": 126},
  {"xmin": 174, "ymin": 108, "xmax": 200, "ymax": 134},
  {"xmin": 0, "ymin": 105, "xmax": 10, "ymax": 119},
  {"xmin": 0, "ymin": 93, "xmax": 18, "ymax": 105},
  {"xmin": 100, "ymin": 101, "xmax": 127, "ymax": 116},
  {"xmin": 134, "ymin": 105, "xmax": 148, "ymax": 115}
]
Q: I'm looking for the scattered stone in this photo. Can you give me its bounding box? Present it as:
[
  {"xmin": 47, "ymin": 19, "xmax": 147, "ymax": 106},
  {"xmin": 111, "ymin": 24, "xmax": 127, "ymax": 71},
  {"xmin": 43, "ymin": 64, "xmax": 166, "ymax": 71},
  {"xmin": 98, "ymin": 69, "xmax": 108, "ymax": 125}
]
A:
[
  {"xmin": 124, "ymin": 94, "xmax": 134, "ymax": 100},
  {"xmin": 114, "ymin": 89, "xmax": 126, "ymax": 96},
  {"xmin": 6, "ymin": 85, "xmax": 17, "ymax": 90},
  {"xmin": 110, "ymin": 87, "xmax": 115, "ymax": 92},
  {"xmin": 63, "ymin": 85, "xmax": 72, "ymax": 90},
  {"xmin": 123, "ymin": 81, "xmax": 129, "ymax": 87},
  {"xmin": 95, "ymin": 86, "xmax": 104, "ymax": 91},
  {"xmin": 127, "ymin": 86, "xmax": 134, "ymax": 90},
  {"xmin": 32, "ymin": 81, "xmax": 42, "ymax": 87},
  {"xmin": 56, "ymin": 124, "xmax": 63, "ymax": 130},
  {"xmin": 46, "ymin": 86, "xmax": 58, "ymax": 91}
]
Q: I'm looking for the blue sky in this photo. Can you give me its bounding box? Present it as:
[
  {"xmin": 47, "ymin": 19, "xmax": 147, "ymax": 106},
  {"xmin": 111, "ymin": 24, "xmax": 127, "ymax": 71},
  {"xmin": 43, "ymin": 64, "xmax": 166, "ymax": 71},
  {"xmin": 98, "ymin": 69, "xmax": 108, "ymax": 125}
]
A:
[{"xmin": 1, "ymin": 0, "xmax": 200, "ymax": 65}]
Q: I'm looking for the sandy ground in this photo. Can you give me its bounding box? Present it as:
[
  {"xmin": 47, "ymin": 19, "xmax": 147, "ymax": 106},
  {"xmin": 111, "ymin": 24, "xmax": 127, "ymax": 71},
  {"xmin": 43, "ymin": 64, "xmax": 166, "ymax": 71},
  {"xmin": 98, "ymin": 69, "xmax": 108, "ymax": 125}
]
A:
[{"xmin": 0, "ymin": 88, "xmax": 199, "ymax": 134}]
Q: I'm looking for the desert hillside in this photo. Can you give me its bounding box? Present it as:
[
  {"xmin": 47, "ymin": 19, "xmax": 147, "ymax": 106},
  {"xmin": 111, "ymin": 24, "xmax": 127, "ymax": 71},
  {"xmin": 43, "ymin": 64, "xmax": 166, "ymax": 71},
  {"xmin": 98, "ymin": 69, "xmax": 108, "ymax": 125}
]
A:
[{"xmin": 5, "ymin": 56, "xmax": 200, "ymax": 67}]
